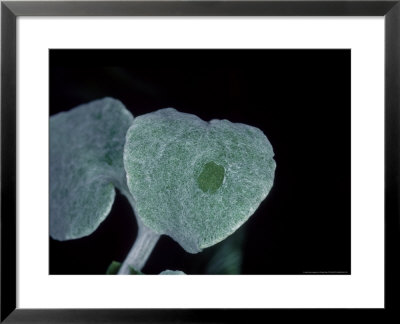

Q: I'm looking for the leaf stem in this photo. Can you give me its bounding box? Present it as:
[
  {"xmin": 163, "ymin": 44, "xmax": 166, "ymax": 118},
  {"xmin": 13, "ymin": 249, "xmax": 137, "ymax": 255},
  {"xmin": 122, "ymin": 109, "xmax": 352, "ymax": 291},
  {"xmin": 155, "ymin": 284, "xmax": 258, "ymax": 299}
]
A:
[
  {"xmin": 117, "ymin": 185, "xmax": 160, "ymax": 274},
  {"xmin": 118, "ymin": 223, "xmax": 160, "ymax": 274}
]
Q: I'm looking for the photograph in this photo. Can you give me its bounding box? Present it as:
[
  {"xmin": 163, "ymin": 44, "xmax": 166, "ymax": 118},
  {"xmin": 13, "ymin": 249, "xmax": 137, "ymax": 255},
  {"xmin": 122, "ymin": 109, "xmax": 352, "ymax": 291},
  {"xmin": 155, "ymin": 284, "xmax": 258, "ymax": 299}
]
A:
[{"xmin": 49, "ymin": 49, "xmax": 351, "ymax": 275}]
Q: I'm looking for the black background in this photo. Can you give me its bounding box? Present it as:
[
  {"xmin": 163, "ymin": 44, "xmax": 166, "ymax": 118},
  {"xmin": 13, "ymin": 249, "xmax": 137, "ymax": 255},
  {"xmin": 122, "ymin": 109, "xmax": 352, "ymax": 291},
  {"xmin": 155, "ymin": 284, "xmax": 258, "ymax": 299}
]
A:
[{"xmin": 49, "ymin": 49, "xmax": 350, "ymax": 275}]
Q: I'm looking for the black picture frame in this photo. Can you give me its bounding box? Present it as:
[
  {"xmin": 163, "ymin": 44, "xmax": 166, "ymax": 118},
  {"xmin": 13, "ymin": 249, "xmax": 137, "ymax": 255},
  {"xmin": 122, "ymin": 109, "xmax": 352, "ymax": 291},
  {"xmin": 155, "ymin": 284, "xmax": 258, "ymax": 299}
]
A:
[{"xmin": 1, "ymin": 0, "xmax": 399, "ymax": 322}]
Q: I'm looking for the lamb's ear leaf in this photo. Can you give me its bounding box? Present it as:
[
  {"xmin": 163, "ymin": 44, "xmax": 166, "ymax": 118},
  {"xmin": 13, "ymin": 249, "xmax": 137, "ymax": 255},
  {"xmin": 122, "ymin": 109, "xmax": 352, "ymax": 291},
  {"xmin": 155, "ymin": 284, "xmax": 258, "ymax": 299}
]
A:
[
  {"xmin": 124, "ymin": 108, "xmax": 275, "ymax": 253},
  {"xmin": 159, "ymin": 270, "xmax": 186, "ymax": 275},
  {"xmin": 50, "ymin": 97, "xmax": 134, "ymax": 241},
  {"xmin": 106, "ymin": 261, "xmax": 121, "ymax": 274}
]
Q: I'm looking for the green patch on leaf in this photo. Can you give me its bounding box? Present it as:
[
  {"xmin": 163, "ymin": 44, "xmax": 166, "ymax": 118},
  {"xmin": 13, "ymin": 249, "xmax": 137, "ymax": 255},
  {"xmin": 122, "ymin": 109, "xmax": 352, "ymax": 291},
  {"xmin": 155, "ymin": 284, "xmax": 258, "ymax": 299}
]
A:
[{"xmin": 197, "ymin": 161, "xmax": 225, "ymax": 193}]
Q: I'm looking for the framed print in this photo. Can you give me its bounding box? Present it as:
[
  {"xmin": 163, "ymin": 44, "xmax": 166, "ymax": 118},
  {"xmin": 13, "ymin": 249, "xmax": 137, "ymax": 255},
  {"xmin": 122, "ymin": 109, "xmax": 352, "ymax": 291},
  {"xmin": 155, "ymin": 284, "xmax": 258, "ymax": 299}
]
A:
[
  {"xmin": 48, "ymin": 49, "xmax": 351, "ymax": 277},
  {"xmin": 1, "ymin": 0, "xmax": 399, "ymax": 322}
]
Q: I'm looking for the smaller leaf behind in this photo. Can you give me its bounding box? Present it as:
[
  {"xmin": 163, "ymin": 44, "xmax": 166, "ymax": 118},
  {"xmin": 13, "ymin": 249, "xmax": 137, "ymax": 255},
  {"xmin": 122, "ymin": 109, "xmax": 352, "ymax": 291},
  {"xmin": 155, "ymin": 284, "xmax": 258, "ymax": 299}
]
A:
[{"xmin": 50, "ymin": 97, "xmax": 134, "ymax": 241}]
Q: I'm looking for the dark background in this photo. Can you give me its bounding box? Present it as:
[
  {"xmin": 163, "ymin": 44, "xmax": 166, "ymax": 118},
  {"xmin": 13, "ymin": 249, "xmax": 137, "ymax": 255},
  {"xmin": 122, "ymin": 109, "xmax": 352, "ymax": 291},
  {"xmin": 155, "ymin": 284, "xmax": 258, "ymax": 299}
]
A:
[{"xmin": 49, "ymin": 49, "xmax": 350, "ymax": 275}]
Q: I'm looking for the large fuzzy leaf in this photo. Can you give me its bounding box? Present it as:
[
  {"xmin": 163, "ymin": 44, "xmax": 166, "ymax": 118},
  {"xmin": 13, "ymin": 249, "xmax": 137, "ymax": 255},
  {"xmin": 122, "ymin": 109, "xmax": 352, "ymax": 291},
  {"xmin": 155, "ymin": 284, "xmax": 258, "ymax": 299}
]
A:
[
  {"xmin": 124, "ymin": 108, "xmax": 275, "ymax": 253},
  {"xmin": 50, "ymin": 98, "xmax": 134, "ymax": 240}
]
